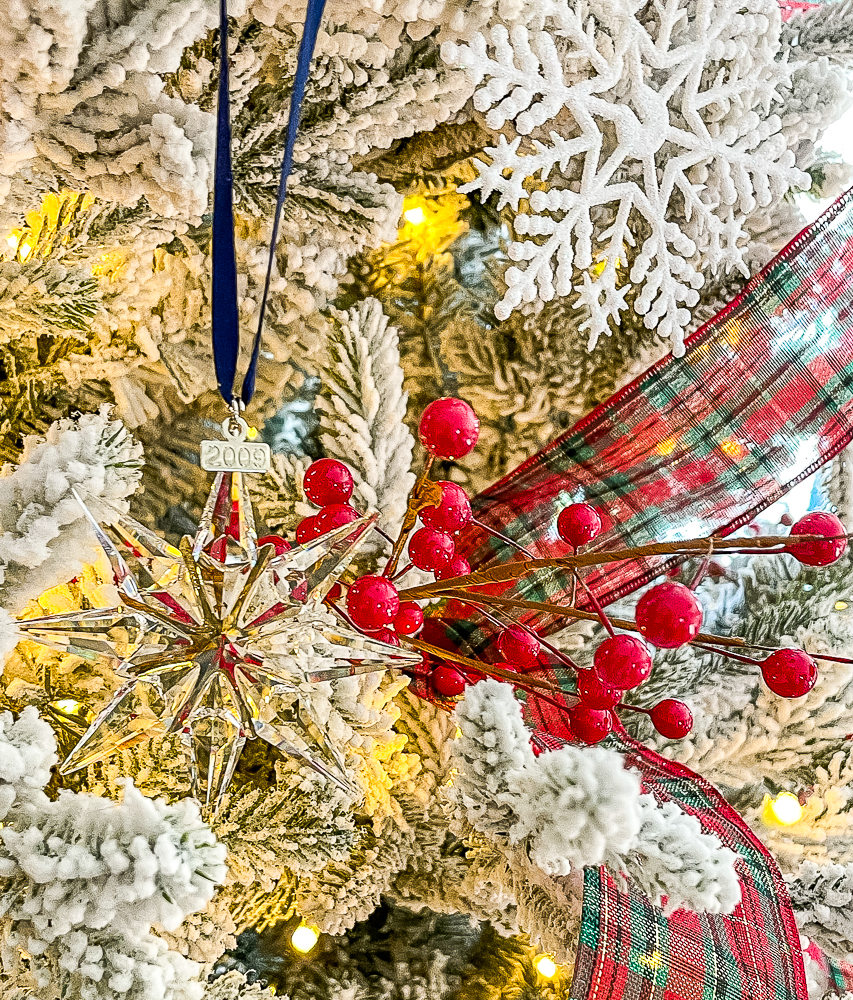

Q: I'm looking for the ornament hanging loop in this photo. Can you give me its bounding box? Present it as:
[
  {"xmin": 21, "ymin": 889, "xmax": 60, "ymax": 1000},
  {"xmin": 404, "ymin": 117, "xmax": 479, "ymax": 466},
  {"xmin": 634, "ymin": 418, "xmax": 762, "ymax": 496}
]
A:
[
  {"xmin": 222, "ymin": 412, "xmax": 250, "ymax": 442},
  {"xmin": 224, "ymin": 398, "xmax": 248, "ymax": 440}
]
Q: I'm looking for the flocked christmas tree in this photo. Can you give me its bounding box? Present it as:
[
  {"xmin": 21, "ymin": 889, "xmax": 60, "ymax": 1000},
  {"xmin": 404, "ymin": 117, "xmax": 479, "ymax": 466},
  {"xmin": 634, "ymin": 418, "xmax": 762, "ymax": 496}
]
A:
[{"xmin": 3, "ymin": 0, "xmax": 853, "ymax": 998}]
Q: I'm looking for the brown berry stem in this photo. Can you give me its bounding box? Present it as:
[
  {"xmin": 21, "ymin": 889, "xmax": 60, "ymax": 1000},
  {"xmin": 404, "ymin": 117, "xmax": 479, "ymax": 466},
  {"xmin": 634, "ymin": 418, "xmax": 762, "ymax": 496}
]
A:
[
  {"xmin": 454, "ymin": 599, "xmax": 580, "ymax": 671},
  {"xmin": 615, "ymin": 702, "xmax": 650, "ymax": 714},
  {"xmin": 384, "ymin": 456, "xmax": 438, "ymax": 578},
  {"xmin": 407, "ymin": 637, "xmax": 570, "ymax": 697},
  {"xmin": 372, "ymin": 523, "xmax": 396, "ymax": 546},
  {"xmin": 396, "ymin": 532, "xmax": 839, "ymax": 600}
]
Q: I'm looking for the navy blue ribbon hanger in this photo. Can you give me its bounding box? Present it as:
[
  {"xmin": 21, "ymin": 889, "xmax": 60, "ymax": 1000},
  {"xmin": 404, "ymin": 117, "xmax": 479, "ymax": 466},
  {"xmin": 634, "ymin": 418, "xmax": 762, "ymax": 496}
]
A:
[{"xmin": 212, "ymin": 0, "xmax": 327, "ymax": 408}]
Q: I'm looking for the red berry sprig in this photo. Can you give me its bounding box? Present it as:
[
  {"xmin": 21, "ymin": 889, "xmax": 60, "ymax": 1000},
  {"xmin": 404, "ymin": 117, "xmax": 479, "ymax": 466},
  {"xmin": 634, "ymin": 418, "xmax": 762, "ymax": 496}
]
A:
[
  {"xmin": 395, "ymin": 602, "xmax": 424, "ymax": 636},
  {"xmin": 650, "ymin": 699, "xmax": 693, "ymax": 739},
  {"xmin": 419, "ymin": 398, "xmax": 480, "ymax": 460},
  {"xmin": 576, "ymin": 670, "xmax": 621, "ymax": 710},
  {"xmin": 635, "ymin": 582, "xmax": 704, "ymax": 649},
  {"xmin": 287, "ymin": 407, "xmax": 846, "ymax": 744},
  {"xmin": 568, "ymin": 705, "xmax": 613, "ymax": 744},
  {"xmin": 786, "ymin": 512, "xmax": 847, "ymax": 566},
  {"xmin": 409, "ymin": 527, "xmax": 455, "ymax": 572},
  {"xmin": 761, "ymin": 648, "xmax": 818, "ymax": 698},
  {"xmin": 420, "ymin": 481, "xmax": 473, "ymax": 533},
  {"xmin": 594, "ymin": 634, "xmax": 653, "ymax": 689},
  {"xmin": 497, "ymin": 626, "xmax": 541, "ymax": 666},
  {"xmin": 431, "ymin": 664, "xmax": 468, "ymax": 697},
  {"xmin": 557, "ymin": 503, "xmax": 602, "ymax": 549},
  {"xmin": 303, "ymin": 458, "xmax": 355, "ymax": 506},
  {"xmin": 346, "ymin": 575, "xmax": 400, "ymax": 631}
]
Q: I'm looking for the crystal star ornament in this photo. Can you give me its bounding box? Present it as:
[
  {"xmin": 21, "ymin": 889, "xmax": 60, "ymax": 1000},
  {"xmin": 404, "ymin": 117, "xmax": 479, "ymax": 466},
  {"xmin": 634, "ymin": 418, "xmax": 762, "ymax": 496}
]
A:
[{"xmin": 18, "ymin": 472, "xmax": 421, "ymax": 810}]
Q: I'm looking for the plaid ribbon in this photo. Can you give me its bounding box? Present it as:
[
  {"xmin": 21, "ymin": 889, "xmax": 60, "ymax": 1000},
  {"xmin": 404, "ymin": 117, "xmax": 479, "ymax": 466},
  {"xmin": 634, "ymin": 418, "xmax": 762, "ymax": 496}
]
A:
[
  {"xmin": 431, "ymin": 187, "xmax": 853, "ymax": 739},
  {"xmin": 456, "ymin": 186, "xmax": 853, "ymax": 616},
  {"xmin": 807, "ymin": 941, "xmax": 853, "ymax": 993},
  {"xmin": 570, "ymin": 733, "xmax": 807, "ymax": 1000},
  {"xmin": 419, "ymin": 193, "xmax": 853, "ymax": 998}
]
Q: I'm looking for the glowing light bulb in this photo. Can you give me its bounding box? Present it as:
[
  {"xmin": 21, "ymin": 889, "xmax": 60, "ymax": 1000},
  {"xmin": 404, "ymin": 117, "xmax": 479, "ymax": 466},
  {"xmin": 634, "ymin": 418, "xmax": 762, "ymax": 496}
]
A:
[
  {"xmin": 404, "ymin": 206, "xmax": 426, "ymax": 225},
  {"xmin": 770, "ymin": 792, "xmax": 803, "ymax": 826},
  {"xmin": 535, "ymin": 955, "xmax": 557, "ymax": 978},
  {"xmin": 53, "ymin": 699, "xmax": 84, "ymax": 715},
  {"xmin": 291, "ymin": 922, "xmax": 319, "ymax": 954}
]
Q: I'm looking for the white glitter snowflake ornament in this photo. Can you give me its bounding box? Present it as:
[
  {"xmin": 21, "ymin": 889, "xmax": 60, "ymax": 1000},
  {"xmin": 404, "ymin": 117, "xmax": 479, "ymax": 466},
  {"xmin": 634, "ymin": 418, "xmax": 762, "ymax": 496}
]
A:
[
  {"xmin": 442, "ymin": 0, "xmax": 812, "ymax": 352},
  {"xmin": 17, "ymin": 473, "xmax": 420, "ymax": 811}
]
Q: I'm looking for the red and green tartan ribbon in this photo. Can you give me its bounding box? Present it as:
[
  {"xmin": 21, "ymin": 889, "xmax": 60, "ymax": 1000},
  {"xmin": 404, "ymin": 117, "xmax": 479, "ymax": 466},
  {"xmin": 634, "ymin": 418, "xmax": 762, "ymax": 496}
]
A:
[
  {"xmin": 421, "ymin": 189, "xmax": 853, "ymax": 1000},
  {"xmin": 571, "ymin": 734, "xmax": 807, "ymax": 1000},
  {"xmin": 456, "ymin": 187, "xmax": 853, "ymax": 617},
  {"xmin": 430, "ymin": 187, "xmax": 853, "ymax": 743},
  {"xmin": 807, "ymin": 941, "xmax": 853, "ymax": 993}
]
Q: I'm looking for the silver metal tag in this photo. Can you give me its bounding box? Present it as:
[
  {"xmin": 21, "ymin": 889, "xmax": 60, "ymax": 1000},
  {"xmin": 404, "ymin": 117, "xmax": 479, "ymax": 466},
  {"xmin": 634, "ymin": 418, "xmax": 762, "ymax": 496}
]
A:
[{"xmin": 201, "ymin": 414, "xmax": 271, "ymax": 473}]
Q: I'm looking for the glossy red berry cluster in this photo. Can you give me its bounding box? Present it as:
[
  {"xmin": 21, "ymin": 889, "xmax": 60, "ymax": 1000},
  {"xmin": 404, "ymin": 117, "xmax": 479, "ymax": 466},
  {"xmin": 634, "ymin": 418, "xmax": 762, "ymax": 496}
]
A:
[{"xmin": 287, "ymin": 395, "xmax": 847, "ymax": 751}]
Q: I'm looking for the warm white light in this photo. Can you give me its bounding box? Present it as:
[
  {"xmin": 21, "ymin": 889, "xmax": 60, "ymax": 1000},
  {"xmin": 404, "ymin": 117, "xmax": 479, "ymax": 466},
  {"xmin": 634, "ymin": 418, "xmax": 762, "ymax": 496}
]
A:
[
  {"xmin": 535, "ymin": 955, "xmax": 557, "ymax": 978},
  {"xmin": 770, "ymin": 792, "xmax": 803, "ymax": 826},
  {"xmin": 291, "ymin": 922, "xmax": 319, "ymax": 954},
  {"xmin": 836, "ymin": 601, "xmax": 849, "ymax": 611},
  {"xmin": 404, "ymin": 206, "xmax": 426, "ymax": 225}
]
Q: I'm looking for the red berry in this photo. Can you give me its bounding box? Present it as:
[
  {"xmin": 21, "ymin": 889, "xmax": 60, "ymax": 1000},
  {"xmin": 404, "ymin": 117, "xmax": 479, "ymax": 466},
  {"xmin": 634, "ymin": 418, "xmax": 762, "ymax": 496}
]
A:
[
  {"xmin": 435, "ymin": 555, "xmax": 471, "ymax": 580},
  {"xmin": 314, "ymin": 503, "xmax": 360, "ymax": 534},
  {"xmin": 346, "ymin": 575, "xmax": 400, "ymax": 631},
  {"xmin": 568, "ymin": 705, "xmax": 612, "ymax": 744},
  {"xmin": 419, "ymin": 398, "xmax": 480, "ymax": 460},
  {"xmin": 786, "ymin": 512, "xmax": 847, "ymax": 566},
  {"xmin": 761, "ymin": 648, "xmax": 818, "ymax": 698},
  {"xmin": 594, "ymin": 634, "xmax": 653, "ymax": 689},
  {"xmin": 497, "ymin": 626, "xmax": 540, "ymax": 666},
  {"xmin": 556, "ymin": 503, "xmax": 602, "ymax": 548},
  {"xmin": 577, "ymin": 670, "xmax": 622, "ymax": 710},
  {"xmin": 420, "ymin": 482, "xmax": 473, "ymax": 533},
  {"xmin": 635, "ymin": 582, "xmax": 703, "ymax": 649},
  {"xmin": 394, "ymin": 602, "xmax": 424, "ymax": 636},
  {"xmin": 303, "ymin": 459, "xmax": 354, "ymax": 507},
  {"xmin": 650, "ymin": 699, "xmax": 693, "ymax": 739},
  {"xmin": 258, "ymin": 535, "xmax": 291, "ymax": 555},
  {"xmin": 409, "ymin": 528, "xmax": 455, "ymax": 572},
  {"xmin": 295, "ymin": 515, "xmax": 322, "ymax": 545},
  {"xmin": 431, "ymin": 665, "xmax": 467, "ymax": 697}
]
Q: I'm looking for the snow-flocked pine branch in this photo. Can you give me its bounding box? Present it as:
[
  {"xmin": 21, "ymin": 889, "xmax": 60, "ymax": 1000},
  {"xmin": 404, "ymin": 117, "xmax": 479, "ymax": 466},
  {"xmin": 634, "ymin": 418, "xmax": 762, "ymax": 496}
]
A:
[
  {"xmin": 317, "ymin": 299, "xmax": 415, "ymax": 543},
  {"xmin": 0, "ymin": 408, "xmax": 142, "ymax": 614},
  {"xmin": 0, "ymin": 708, "xmax": 227, "ymax": 1000},
  {"xmin": 786, "ymin": 860, "xmax": 853, "ymax": 962},
  {"xmin": 450, "ymin": 680, "xmax": 740, "ymax": 914}
]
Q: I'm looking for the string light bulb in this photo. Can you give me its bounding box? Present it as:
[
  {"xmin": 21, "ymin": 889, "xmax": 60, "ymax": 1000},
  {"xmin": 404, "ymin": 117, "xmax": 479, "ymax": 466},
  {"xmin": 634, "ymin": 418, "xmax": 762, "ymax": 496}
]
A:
[
  {"xmin": 769, "ymin": 791, "xmax": 803, "ymax": 826},
  {"xmin": 403, "ymin": 206, "xmax": 426, "ymax": 225},
  {"xmin": 291, "ymin": 922, "xmax": 320, "ymax": 954},
  {"xmin": 535, "ymin": 955, "xmax": 557, "ymax": 978}
]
